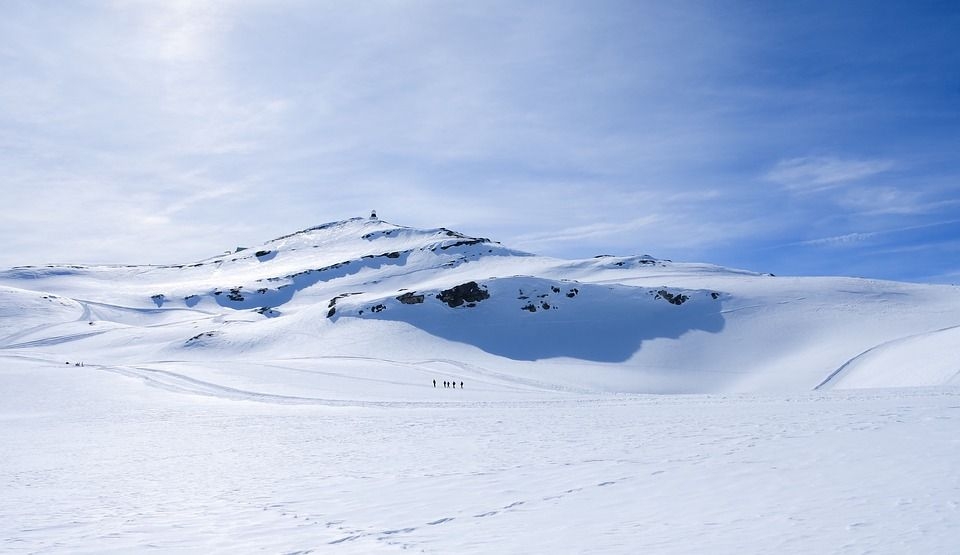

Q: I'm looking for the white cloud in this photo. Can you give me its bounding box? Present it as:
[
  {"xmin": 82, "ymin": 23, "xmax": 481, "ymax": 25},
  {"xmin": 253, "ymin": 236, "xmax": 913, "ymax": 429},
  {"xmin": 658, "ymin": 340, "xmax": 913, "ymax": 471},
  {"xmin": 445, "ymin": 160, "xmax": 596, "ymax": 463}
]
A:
[
  {"xmin": 798, "ymin": 232, "xmax": 878, "ymax": 248},
  {"xmin": 766, "ymin": 157, "xmax": 895, "ymax": 191}
]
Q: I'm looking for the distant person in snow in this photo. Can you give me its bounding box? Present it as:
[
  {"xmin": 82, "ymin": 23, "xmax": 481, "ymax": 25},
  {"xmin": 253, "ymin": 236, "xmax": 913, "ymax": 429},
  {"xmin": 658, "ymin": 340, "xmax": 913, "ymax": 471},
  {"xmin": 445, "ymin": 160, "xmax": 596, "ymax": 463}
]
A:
[
  {"xmin": 451, "ymin": 381, "xmax": 456, "ymax": 389},
  {"xmin": 460, "ymin": 381, "xmax": 463, "ymax": 389},
  {"xmin": 433, "ymin": 379, "xmax": 436, "ymax": 388}
]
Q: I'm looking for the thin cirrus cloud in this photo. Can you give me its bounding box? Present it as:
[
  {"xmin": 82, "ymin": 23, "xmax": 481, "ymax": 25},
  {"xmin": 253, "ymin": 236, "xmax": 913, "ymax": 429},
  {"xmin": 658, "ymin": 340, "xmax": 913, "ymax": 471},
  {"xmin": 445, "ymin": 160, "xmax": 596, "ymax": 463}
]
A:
[{"xmin": 765, "ymin": 157, "xmax": 896, "ymax": 192}]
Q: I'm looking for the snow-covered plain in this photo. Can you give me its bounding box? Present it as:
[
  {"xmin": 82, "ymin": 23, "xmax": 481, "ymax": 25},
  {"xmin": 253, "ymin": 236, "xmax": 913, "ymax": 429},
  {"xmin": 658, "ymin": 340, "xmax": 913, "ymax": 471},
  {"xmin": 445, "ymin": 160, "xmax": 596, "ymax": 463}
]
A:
[{"xmin": 2, "ymin": 217, "xmax": 960, "ymax": 552}]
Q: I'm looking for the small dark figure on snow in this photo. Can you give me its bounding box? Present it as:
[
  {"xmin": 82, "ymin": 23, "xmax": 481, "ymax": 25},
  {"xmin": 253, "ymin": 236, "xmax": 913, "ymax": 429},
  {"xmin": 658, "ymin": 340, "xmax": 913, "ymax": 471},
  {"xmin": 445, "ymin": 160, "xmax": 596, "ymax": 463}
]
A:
[
  {"xmin": 452, "ymin": 381, "xmax": 456, "ymax": 389},
  {"xmin": 433, "ymin": 379, "xmax": 436, "ymax": 388},
  {"xmin": 460, "ymin": 381, "xmax": 463, "ymax": 389}
]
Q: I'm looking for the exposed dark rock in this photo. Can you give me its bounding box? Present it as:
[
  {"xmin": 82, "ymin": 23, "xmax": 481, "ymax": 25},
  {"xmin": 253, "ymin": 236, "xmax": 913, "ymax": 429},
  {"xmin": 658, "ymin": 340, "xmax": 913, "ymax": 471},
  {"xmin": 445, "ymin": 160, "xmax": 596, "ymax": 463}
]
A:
[
  {"xmin": 656, "ymin": 289, "xmax": 689, "ymax": 306},
  {"xmin": 150, "ymin": 294, "xmax": 165, "ymax": 307},
  {"xmin": 397, "ymin": 292, "xmax": 425, "ymax": 304},
  {"xmin": 186, "ymin": 331, "xmax": 217, "ymax": 344},
  {"xmin": 711, "ymin": 292, "xmax": 720, "ymax": 300},
  {"xmin": 255, "ymin": 250, "xmax": 271, "ymax": 258},
  {"xmin": 370, "ymin": 304, "xmax": 386, "ymax": 313},
  {"xmin": 327, "ymin": 292, "xmax": 363, "ymax": 318},
  {"xmin": 227, "ymin": 287, "xmax": 244, "ymax": 302},
  {"xmin": 521, "ymin": 303, "xmax": 537, "ymax": 312},
  {"xmin": 541, "ymin": 302, "xmax": 551, "ymax": 310},
  {"xmin": 438, "ymin": 238, "xmax": 488, "ymax": 250},
  {"xmin": 551, "ymin": 286, "xmax": 560, "ymax": 293},
  {"xmin": 439, "ymin": 228, "xmax": 468, "ymax": 238},
  {"xmin": 566, "ymin": 288, "xmax": 579, "ymax": 298},
  {"xmin": 436, "ymin": 281, "xmax": 490, "ymax": 308},
  {"xmin": 384, "ymin": 251, "xmax": 401, "ymax": 258}
]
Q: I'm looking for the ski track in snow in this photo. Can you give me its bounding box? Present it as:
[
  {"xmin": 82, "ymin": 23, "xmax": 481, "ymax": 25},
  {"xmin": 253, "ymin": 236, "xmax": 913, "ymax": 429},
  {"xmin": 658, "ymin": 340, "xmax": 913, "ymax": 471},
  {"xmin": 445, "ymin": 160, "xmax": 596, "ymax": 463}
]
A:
[
  {"xmin": 97, "ymin": 363, "xmax": 561, "ymax": 409},
  {"xmin": 3, "ymin": 357, "xmax": 960, "ymax": 554},
  {"xmin": 815, "ymin": 323, "xmax": 960, "ymax": 390}
]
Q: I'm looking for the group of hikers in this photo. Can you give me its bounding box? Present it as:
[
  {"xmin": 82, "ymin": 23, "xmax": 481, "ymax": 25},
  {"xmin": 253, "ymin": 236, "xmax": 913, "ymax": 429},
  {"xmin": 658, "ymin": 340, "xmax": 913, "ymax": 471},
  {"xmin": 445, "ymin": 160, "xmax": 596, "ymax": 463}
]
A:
[{"xmin": 433, "ymin": 379, "xmax": 463, "ymax": 389}]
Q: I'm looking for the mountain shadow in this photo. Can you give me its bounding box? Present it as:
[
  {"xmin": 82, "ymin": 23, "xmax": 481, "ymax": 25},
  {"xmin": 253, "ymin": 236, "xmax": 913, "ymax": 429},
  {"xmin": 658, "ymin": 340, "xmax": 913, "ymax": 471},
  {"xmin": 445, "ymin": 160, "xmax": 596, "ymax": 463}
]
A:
[{"xmin": 349, "ymin": 280, "xmax": 726, "ymax": 363}]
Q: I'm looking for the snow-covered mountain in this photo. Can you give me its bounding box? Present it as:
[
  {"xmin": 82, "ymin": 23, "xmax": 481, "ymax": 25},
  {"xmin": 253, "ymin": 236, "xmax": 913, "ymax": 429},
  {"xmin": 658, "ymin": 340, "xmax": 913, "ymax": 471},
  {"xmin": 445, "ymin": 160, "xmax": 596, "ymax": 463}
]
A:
[
  {"xmin": 2, "ymin": 215, "xmax": 958, "ymax": 395},
  {"xmin": 5, "ymin": 216, "xmax": 960, "ymax": 554}
]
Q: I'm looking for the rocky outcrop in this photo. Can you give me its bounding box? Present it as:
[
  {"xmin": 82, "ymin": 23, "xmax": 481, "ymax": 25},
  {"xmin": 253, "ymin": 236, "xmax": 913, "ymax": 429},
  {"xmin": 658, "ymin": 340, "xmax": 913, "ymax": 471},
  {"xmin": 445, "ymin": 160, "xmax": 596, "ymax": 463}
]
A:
[
  {"xmin": 436, "ymin": 282, "xmax": 490, "ymax": 308},
  {"xmin": 656, "ymin": 290, "xmax": 689, "ymax": 306},
  {"xmin": 397, "ymin": 292, "xmax": 425, "ymax": 304}
]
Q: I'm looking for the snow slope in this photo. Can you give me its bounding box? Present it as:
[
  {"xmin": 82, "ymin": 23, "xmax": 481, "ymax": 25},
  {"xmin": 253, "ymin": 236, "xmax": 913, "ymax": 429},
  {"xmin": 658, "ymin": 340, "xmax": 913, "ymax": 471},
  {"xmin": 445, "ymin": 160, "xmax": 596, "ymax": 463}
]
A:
[
  {"xmin": 2, "ymin": 216, "xmax": 959, "ymax": 394},
  {"xmin": 3, "ymin": 216, "xmax": 959, "ymax": 394}
]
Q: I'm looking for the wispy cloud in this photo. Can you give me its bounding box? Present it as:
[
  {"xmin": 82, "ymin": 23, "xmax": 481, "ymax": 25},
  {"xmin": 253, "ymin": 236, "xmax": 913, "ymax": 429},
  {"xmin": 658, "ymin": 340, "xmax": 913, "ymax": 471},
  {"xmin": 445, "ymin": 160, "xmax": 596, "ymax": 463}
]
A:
[
  {"xmin": 765, "ymin": 157, "xmax": 895, "ymax": 192},
  {"xmin": 796, "ymin": 232, "xmax": 879, "ymax": 248},
  {"xmin": 792, "ymin": 219, "xmax": 960, "ymax": 249},
  {"xmin": 838, "ymin": 188, "xmax": 960, "ymax": 216}
]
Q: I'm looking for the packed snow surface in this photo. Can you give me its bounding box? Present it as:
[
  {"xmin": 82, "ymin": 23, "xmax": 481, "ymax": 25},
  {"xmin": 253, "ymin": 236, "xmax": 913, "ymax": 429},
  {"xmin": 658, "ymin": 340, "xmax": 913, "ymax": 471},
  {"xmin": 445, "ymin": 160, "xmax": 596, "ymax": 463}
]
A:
[
  {"xmin": 3, "ymin": 358, "xmax": 959, "ymax": 554},
  {"xmin": 2, "ymin": 217, "xmax": 960, "ymax": 552}
]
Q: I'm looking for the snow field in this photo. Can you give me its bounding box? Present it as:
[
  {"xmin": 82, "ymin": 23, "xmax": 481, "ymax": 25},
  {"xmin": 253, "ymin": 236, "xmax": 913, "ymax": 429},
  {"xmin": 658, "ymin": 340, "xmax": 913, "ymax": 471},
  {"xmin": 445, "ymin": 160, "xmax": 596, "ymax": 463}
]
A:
[{"xmin": 2, "ymin": 356, "xmax": 959, "ymax": 554}]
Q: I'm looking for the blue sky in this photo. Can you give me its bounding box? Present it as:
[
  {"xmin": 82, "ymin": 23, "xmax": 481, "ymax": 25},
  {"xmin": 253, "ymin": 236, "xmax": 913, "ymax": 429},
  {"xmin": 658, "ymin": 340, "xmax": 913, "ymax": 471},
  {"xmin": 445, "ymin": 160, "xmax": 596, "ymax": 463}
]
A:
[{"xmin": 1, "ymin": 1, "xmax": 958, "ymax": 283}]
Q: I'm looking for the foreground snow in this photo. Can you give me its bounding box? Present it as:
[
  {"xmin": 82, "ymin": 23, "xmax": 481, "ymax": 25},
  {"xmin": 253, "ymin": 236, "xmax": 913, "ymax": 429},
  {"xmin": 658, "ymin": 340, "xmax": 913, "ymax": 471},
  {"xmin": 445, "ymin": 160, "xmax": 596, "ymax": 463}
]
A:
[{"xmin": 3, "ymin": 355, "xmax": 959, "ymax": 554}]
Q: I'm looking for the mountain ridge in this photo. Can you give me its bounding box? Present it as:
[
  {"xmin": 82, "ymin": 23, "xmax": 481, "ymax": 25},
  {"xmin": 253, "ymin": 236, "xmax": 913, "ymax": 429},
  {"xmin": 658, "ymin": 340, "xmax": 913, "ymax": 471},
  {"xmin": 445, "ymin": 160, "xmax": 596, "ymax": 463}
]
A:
[{"xmin": 2, "ymin": 216, "xmax": 959, "ymax": 394}]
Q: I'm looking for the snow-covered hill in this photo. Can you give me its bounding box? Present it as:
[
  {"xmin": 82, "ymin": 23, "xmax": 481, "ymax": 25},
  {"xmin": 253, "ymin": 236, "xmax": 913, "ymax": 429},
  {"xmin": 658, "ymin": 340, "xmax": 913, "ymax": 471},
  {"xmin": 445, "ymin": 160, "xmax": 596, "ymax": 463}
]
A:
[
  {"xmin": 5, "ymin": 216, "xmax": 960, "ymax": 554},
  {"xmin": 2, "ymin": 215, "xmax": 959, "ymax": 395}
]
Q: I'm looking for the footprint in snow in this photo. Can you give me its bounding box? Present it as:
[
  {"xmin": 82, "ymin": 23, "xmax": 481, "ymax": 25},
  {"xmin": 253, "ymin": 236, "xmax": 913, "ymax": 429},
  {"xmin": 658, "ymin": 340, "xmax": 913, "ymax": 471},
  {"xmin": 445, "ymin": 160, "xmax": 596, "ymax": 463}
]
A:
[
  {"xmin": 381, "ymin": 527, "xmax": 417, "ymax": 535},
  {"xmin": 329, "ymin": 534, "xmax": 362, "ymax": 544}
]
